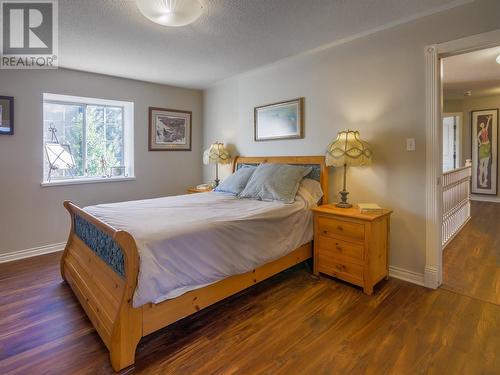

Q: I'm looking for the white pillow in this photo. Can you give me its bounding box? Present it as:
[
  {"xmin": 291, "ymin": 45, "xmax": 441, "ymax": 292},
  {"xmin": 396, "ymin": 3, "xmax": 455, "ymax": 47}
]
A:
[{"xmin": 296, "ymin": 178, "xmax": 324, "ymax": 207}]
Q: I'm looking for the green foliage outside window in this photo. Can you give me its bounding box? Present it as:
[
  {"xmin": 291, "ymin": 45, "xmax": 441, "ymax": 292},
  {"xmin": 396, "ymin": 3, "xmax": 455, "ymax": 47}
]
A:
[{"xmin": 43, "ymin": 102, "xmax": 124, "ymax": 180}]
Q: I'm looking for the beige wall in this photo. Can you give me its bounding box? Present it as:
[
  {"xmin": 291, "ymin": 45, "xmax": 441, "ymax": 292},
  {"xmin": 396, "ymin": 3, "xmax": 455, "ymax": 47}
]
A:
[
  {"xmin": 0, "ymin": 68, "xmax": 203, "ymax": 255},
  {"xmin": 444, "ymin": 94, "xmax": 500, "ymax": 199},
  {"xmin": 203, "ymin": 0, "xmax": 500, "ymax": 275}
]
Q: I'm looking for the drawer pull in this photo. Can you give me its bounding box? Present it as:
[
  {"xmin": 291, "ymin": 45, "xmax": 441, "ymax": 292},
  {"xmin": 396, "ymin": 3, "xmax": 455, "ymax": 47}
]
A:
[
  {"xmin": 337, "ymin": 225, "xmax": 344, "ymax": 231},
  {"xmin": 335, "ymin": 264, "xmax": 346, "ymax": 271},
  {"xmin": 335, "ymin": 244, "xmax": 342, "ymax": 252}
]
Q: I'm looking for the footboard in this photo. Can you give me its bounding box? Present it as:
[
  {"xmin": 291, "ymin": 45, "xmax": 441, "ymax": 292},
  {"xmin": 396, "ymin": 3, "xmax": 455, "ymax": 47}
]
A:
[{"xmin": 61, "ymin": 201, "xmax": 142, "ymax": 371}]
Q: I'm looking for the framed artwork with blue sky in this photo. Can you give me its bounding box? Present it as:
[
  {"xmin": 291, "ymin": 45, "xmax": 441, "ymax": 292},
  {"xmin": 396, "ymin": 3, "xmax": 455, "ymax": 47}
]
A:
[{"xmin": 254, "ymin": 97, "xmax": 304, "ymax": 141}]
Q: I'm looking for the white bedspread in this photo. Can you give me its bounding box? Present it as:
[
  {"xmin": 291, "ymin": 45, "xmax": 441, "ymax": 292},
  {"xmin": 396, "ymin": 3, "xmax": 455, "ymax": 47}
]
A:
[{"xmin": 84, "ymin": 192, "xmax": 314, "ymax": 307}]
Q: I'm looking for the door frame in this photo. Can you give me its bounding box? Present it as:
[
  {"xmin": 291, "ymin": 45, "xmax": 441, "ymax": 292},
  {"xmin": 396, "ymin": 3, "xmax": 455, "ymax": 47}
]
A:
[
  {"xmin": 424, "ymin": 29, "xmax": 500, "ymax": 288},
  {"xmin": 442, "ymin": 112, "xmax": 463, "ymax": 170}
]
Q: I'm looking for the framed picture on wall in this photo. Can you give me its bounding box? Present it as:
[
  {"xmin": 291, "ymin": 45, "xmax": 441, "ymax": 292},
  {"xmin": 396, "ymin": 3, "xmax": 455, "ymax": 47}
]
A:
[
  {"xmin": 254, "ymin": 97, "xmax": 304, "ymax": 141},
  {"xmin": 0, "ymin": 96, "xmax": 14, "ymax": 135},
  {"xmin": 148, "ymin": 107, "xmax": 192, "ymax": 151},
  {"xmin": 471, "ymin": 109, "xmax": 498, "ymax": 195}
]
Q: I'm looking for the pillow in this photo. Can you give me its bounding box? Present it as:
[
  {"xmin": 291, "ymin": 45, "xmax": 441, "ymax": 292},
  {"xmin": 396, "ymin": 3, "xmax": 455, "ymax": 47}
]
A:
[
  {"xmin": 296, "ymin": 178, "xmax": 324, "ymax": 206},
  {"xmin": 239, "ymin": 163, "xmax": 312, "ymax": 203},
  {"xmin": 214, "ymin": 166, "xmax": 256, "ymax": 195}
]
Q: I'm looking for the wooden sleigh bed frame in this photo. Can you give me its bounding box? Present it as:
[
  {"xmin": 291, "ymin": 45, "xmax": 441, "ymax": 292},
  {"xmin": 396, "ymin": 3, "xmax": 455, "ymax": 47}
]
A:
[{"xmin": 60, "ymin": 156, "xmax": 328, "ymax": 372}]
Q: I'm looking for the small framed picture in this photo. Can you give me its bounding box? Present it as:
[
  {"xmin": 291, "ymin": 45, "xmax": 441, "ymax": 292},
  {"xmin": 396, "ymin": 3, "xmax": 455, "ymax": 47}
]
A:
[
  {"xmin": 148, "ymin": 107, "xmax": 192, "ymax": 151},
  {"xmin": 254, "ymin": 97, "xmax": 304, "ymax": 141},
  {"xmin": 471, "ymin": 109, "xmax": 498, "ymax": 195},
  {"xmin": 0, "ymin": 96, "xmax": 14, "ymax": 135}
]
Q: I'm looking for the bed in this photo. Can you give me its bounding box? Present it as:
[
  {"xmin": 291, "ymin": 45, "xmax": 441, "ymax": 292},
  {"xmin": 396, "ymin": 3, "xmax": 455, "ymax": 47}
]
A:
[{"xmin": 60, "ymin": 156, "xmax": 328, "ymax": 371}]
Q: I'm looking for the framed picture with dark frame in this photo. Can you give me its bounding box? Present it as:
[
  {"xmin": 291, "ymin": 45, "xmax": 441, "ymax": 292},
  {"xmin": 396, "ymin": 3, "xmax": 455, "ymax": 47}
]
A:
[
  {"xmin": 471, "ymin": 108, "xmax": 498, "ymax": 195},
  {"xmin": 254, "ymin": 97, "xmax": 304, "ymax": 141},
  {"xmin": 0, "ymin": 96, "xmax": 14, "ymax": 135},
  {"xmin": 148, "ymin": 107, "xmax": 192, "ymax": 151}
]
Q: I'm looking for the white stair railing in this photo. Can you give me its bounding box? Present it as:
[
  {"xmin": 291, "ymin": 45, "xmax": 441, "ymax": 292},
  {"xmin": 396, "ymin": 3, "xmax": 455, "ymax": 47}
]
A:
[{"xmin": 442, "ymin": 160, "xmax": 472, "ymax": 248}]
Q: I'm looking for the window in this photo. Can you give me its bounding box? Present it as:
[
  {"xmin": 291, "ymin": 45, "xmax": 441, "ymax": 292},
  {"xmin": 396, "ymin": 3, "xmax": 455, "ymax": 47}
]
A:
[{"xmin": 42, "ymin": 93, "xmax": 134, "ymax": 185}]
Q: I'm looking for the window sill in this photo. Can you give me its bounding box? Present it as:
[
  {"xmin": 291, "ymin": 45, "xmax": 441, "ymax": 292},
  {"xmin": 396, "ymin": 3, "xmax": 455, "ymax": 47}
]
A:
[{"xmin": 41, "ymin": 176, "xmax": 136, "ymax": 187}]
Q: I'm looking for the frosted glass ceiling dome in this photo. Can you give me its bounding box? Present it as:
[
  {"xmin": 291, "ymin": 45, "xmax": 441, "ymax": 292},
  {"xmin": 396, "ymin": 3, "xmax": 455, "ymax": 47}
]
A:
[{"xmin": 136, "ymin": 0, "xmax": 203, "ymax": 27}]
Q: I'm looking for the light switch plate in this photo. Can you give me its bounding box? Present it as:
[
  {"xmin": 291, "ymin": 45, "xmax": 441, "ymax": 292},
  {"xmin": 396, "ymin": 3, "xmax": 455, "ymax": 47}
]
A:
[{"xmin": 406, "ymin": 138, "xmax": 416, "ymax": 151}]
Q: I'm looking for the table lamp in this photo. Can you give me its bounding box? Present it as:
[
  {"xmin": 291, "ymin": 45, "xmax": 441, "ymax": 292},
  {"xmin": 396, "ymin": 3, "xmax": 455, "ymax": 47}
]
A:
[
  {"xmin": 203, "ymin": 141, "xmax": 231, "ymax": 187},
  {"xmin": 325, "ymin": 130, "xmax": 372, "ymax": 208}
]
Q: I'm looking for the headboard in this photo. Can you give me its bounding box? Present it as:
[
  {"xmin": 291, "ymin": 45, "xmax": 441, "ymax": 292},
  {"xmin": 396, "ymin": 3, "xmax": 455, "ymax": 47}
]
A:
[{"xmin": 232, "ymin": 156, "xmax": 328, "ymax": 204}]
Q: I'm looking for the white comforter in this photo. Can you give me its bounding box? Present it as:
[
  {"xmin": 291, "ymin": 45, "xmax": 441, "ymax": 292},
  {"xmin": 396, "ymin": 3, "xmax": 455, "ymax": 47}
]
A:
[{"xmin": 84, "ymin": 192, "xmax": 314, "ymax": 307}]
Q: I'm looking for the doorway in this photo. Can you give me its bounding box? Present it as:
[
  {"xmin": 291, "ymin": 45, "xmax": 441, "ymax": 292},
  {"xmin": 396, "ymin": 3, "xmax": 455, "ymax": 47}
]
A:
[
  {"xmin": 424, "ymin": 29, "xmax": 500, "ymax": 291},
  {"xmin": 440, "ymin": 46, "xmax": 500, "ymax": 305}
]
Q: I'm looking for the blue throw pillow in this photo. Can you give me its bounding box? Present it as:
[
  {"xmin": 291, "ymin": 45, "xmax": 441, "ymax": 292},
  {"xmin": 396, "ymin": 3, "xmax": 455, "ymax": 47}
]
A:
[
  {"xmin": 238, "ymin": 163, "xmax": 312, "ymax": 203},
  {"xmin": 214, "ymin": 166, "xmax": 257, "ymax": 195}
]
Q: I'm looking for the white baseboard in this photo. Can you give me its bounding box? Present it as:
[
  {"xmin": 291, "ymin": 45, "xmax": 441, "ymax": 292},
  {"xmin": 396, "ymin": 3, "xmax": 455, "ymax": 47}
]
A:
[
  {"xmin": 0, "ymin": 242, "xmax": 65, "ymax": 263},
  {"xmin": 470, "ymin": 195, "xmax": 500, "ymax": 203},
  {"xmin": 389, "ymin": 266, "xmax": 424, "ymax": 286},
  {"xmin": 424, "ymin": 265, "xmax": 439, "ymax": 289}
]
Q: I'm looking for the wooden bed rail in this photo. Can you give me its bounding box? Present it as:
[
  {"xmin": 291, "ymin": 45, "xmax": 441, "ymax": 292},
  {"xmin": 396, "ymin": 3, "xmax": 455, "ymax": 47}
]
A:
[{"xmin": 61, "ymin": 201, "xmax": 142, "ymax": 371}]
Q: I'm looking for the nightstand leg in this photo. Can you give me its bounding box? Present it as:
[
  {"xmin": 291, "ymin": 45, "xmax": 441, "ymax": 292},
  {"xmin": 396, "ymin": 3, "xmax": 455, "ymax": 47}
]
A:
[{"xmin": 363, "ymin": 285, "xmax": 373, "ymax": 295}]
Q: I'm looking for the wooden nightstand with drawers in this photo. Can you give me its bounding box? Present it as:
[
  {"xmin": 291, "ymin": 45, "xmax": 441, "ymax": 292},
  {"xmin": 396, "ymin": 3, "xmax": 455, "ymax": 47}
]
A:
[{"xmin": 311, "ymin": 205, "xmax": 392, "ymax": 295}]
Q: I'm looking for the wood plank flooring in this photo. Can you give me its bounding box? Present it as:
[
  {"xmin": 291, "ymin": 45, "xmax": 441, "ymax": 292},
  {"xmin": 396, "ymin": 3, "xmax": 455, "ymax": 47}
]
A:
[
  {"xmin": 442, "ymin": 201, "xmax": 500, "ymax": 305},
  {"xmin": 1, "ymin": 250, "xmax": 499, "ymax": 374}
]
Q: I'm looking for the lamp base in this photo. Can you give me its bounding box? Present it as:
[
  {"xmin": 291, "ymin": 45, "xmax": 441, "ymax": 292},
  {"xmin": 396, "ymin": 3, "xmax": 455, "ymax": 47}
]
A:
[
  {"xmin": 214, "ymin": 178, "xmax": 220, "ymax": 187},
  {"xmin": 336, "ymin": 190, "xmax": 352, "ymax": 208}
]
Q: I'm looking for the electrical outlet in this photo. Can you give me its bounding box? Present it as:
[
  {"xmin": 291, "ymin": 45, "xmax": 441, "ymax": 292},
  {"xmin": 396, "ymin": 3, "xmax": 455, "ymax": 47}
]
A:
[{"xmin": 406, "ymin": 138, "xmax": 416, "ymax": 151}]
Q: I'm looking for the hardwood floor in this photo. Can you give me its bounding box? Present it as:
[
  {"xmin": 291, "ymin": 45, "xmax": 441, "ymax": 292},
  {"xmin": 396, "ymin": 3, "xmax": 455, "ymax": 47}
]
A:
[
  {"xmin": 1, "ymin": 251, "xmax": 499, "ymax": 374},
  {"xmin": 443, "ymin": 201, "xmax": 500, "ymax": 305}
]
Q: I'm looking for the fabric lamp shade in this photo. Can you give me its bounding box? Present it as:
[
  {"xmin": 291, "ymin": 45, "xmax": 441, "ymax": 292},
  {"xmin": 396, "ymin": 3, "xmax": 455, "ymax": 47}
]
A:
[
  {"xmin": 203, "ymin": 142, "xmax": 231, "ymax": 187},
  {"xmin": 325, "ymin": 130, "xmax": 372, "ymax": 208},
  {"xmin": 326, "ymin": 130, "xmax": 372, "ymax": 167},
  {"xmin": 203, "ymin": 142, "xmax": 231, "ymax": 165}
]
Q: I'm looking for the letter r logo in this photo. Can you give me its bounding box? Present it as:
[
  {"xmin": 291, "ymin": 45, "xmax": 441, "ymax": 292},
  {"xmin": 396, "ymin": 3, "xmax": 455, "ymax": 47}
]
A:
[
  {"xmin": 9, "ymin": 8, "xmax": 48, "ymax": 48},
  {"xmin": 1, "ymin": 1, "xmax": 54, "ymax": 54}
]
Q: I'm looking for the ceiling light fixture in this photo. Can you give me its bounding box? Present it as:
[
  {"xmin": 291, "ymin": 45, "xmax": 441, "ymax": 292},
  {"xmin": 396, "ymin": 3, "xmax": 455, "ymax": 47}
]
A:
[
  {"xmin": 496, "ymin": 54, "xmax": 500, "ymax": 64},
  {"xmin": 136, "ymin": 0, "xmax": 203, "ymax": 27}
]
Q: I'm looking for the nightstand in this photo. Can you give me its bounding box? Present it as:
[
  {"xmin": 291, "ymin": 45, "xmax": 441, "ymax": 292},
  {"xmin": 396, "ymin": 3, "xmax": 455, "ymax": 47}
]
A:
[
  {"xmin": 187, "ymin": 186, "xmax": 213, "ymax": 194},
  {"xmin": 311, "ymin": 205, "xmax": 392, "ymax": 295}
]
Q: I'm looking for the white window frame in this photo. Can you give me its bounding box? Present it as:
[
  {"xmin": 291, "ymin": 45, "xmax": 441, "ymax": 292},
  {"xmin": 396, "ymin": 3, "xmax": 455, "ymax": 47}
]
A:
[{"xmin": 41, "ymin": 93, "xmax": 135, "ymax": 187}]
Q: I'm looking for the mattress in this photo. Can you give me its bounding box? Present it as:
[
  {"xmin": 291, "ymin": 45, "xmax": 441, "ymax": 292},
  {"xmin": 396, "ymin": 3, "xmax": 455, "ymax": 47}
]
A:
[{"xmin": 84, "ymin": 191, "xmax": 315, "ymax": 308}]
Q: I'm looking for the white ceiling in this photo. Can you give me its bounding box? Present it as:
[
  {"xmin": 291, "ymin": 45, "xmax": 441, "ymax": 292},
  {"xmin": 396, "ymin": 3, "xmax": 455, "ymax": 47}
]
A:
[
  {"xmin": 59, "ymin": 0, "xmax": 465, "ymax": 89},
  {"xmin": 443, "ymin": 46, "xmax": 500, "ymax": 99}
]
